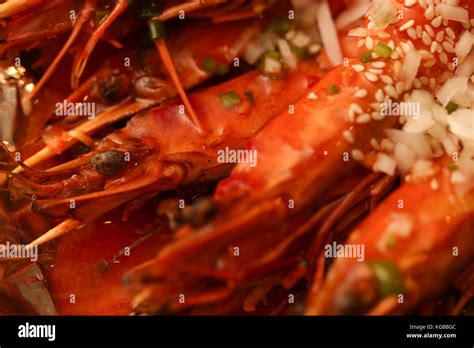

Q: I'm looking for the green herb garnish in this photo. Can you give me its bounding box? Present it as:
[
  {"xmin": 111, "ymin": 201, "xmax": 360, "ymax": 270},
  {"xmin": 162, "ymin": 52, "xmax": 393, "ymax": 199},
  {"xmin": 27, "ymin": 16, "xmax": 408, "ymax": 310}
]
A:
[
  {"xmin": 148, "ymin": 20, "xmax": 166, "ymax": 40},
  {"xmin": 219, "ymin": 91, "xmax": 241, "ymax": 108},
  {"xmin": 368, "ymin": 260, "xmax": 405, "ymax": 297},
  {"xmin": 269, "ymin": 17, "xmax": 292, "ymax": 36},
  {"xmin": 446, "ymin": 102, "xmax": 458, "ymax": 114},
  {"xmin": 360, "ymin": 51, "xmax": 374, "ymax": 63},
  {"xmin": 328, "ymin": 84, "xmax": 340, "ymax": 95},
  {"xmin": 373, "ymin": 43, "xmax": 393, "ymax": 58}
]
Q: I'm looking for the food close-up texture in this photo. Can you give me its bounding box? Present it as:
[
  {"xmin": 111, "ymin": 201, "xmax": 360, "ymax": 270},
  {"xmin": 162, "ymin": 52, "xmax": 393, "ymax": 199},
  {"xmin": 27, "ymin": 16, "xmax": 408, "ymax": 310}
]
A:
[{"xmin": 0, "ymin": 0, "xmax": 472, "ymax": 316}]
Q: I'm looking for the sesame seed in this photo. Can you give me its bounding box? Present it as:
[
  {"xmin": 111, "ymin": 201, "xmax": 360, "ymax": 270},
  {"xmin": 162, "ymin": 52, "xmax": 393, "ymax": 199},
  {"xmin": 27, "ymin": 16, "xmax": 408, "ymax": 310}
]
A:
[
  {"xmin": 369, "ymin": 68, "xmax": 383, "ymax": 75},
  {"xmin": 377, "ymin": 31, "xmax": 391, "ymax": 39},
  {"xmin": 351, "ymin": 149, "xmax": 365, "ymax": 161},
  {"xmin": 365, "ymin": 72, "xmax": 379, "ymax": 82},
  {"xmin": 356, "ymin": 113, "xmax": 371, "ymax": 124},
  {"xmin": 430, "ymin": 41, "xmax": 439, "ymax": 53},
  {"xmin": 446, "ymin": 27, "xmax": 455, "ymax": 39},
  {"xmin": 424, "ymin": 25, "xmax": 435, "ymax": 37},
  {"xmin": 430, "ymin": 178, "xmax": 439, "ymax": 190},
  {"xmin": 371, "ymin": 61, "xmax": 386, "ymax": 69},
  {"xmin": 414, "ymin": 78, "xmax": 422, "ymax": 89},
  {"xmin": 365, "ymin": 36, "xmax": 374, "ymax": 50},
  {"xmin": 370, "ymin": 102, "xmax": 381, "ymax": 111},
  {"xmin": 354, "ymin": 89, "xmax": 368, "ymax": 98},
  {"xmin": 405, "ymin": 0, "xmax": 417, "ymax": 6},
  {"xmin": 431, "ymin": 16, "xmax": 443, "ymax": 28},
  {"xmin": 371, "ymin": 111, "xmax": 385, "ymax": 121},
  {"xmin": 381, "ymin": 75, "xmax": 394, "ymax": 85},
  {"xmin": 350, "ymin": 103, "xmax": 364, "ymax": 114},
  {"xmin": 429, "ymin": 77, "xmax": 436, "ymax": 89},
  {"xmin": 370, "ymin": 138, "xmax": 381, "ymax": 149},
  {"xmin": 439, "ymin": 52, "xmax": 448, "ymax": 64},
  {"xmin": 422, "ymin": 32, "xmax": 432, "ymax": 46},
  {"xmin": 342, "ymin": 130, "xmax": 355, "ymax": 143},
  {"xmin": 375, "ymin": 89, "xmax": 385, "ymax": 102},
  {"xmin": 357, "ymin": 39, "xmax": 365, "ymax": 48},
  {"xmin": 424, "ymin": 6, "xmax": 435, "ymax": 21},
  {"xmin": 384, "ymin": 85, "xmax": 398, "ymax": 99},
  {"xmin": 399, "ymin": 19, "xmax": 415, "ymax": 32},
  {"xmin": 407, "ymin": 28, "xmax": 418, "ymax": 40},
  {"xmin": 308, "ymin": 92, "xmax": 318, "ymax": 100},
  {"xmin": 396, "ymin": 82, "xmax": 405, "ymax": 95},
  {"xmin": 442, "ymin": 41, "xmax": 454, "ymax": 53},
  {"xmin": 352, "ymin": 64, "xmax": 365, "ymax": 72},
  {"xmin": 348, "ymin": 109, "xmax": 356, "ymax": 123},
  {"xmin": 423, "ymin": 59, "xmax": 436, "ymax": 68},
  {"xmin": 416, "ymin": 25, "xmax": 423, "ymax": 38}
]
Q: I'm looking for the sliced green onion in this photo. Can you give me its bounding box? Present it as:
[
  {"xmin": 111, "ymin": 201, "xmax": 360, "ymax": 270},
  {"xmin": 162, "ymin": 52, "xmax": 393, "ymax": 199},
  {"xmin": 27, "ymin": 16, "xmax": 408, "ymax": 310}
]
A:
[
  {"xmin": 368, "ymin": 260, "xmax": 405, "ymax": 297},
  {"xmin": 447, "ymin": 163, "xmax": 459, "ymax": 171},
  {"xmin": 266, "ymin": 50, "xmax": 282, "ymax": 61},
  {"xmin": 202, "ymin": 57, "xmax": 228, "ymax": 75},
  {"xmin": 373, "ymin": 43, "xmax": 393, "ymax": 59},
  {"xmin": 328, "ymin": 84, "xmax": 340, "ymax": 95},
  {"xmin": 446, "ymin": 101, "xmax": 459, "ymax": 114},
  {"xmin": 95, "ymin": 9, "xmax": 109, "ymax": 25},
  {"xmin": 360, "ymin": 51, "xmax": 374, "ymax": 63},
  {"xmin": 244, "ymin": 91, "xmax": 254, "ymax": 103},
  {"xmin": 269, "ymin": 17, "xmax": 291, "ymax": 36},
  {"xmin": 203, "ymin": 57, "xmax": 217, "ymax": 73},
  {"xmin": 219, "ymin": 91, "xmax": 241, "ymax": 108},
  {"xmin": 148, "ymin": 20, "xmax": 166, "ymax": 40}
]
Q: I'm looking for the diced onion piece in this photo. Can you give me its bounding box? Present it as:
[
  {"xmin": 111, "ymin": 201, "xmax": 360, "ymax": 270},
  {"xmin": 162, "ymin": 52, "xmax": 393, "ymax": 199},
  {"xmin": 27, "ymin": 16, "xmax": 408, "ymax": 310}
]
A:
[
  {"xmin": 411, "ymin": 159, "xmax": 435, "ymax": 180},
  {"xmin": 435, "ymin": 3, "xmax": 469, "ymax": 24},
  {"xmin": 264, "ymin": 56, "xmax": 282, "ymax": 75},
  {"xmin": 385, "ymin": 213, "xmax": 413, "ymax": 237},
  {"xmin": 277, "ymin": 39, "xmax": 297, "ymax": 70},
  {"xmin": 456, "ymin": 52, "xmax": 474, "ymax": 77},
  {"xmin": 454, "ymin": 31, "xmax": 474, "ymax": 63},
  {"xmin": 369, "ymin": 0, "xmax": 397, "ymax": 29},
  {"xmin": 336, "ymin": 0, "xmax": 371, "ymax": 30},
  {"xmin": 393, "ymin": 143, "xmax": 417, "ymax": 175},
  {"xmin": 442, "ymin": 134, "xmax": 460, "ymax": 156},
  {"xmin": 315, "ymin": 0, "xmax": 343, "ymax": 66},
  {"xmin": 348, "ymin": 27, "xmax": 370, "ymax": 37},
  {"xmin": 244, "ymin": 32, "xmax": 276, "ymax": 65},
  {"xmin": 385, "ymin": 128, "xmax": 433, "ymax": 159},
  {"xmin": 447, "ymin": 109, "xmax": 474, "ymax": 141},
  {"xmin": 373, "ymin": 153, "xmax": 397, "ymax": 176},
  {"xmin": 436, "ymin": 76, "xmax": 468, "ymax": 107},
  {"xmin": 401, "ymin": 46, "xmax": 421, "ymax": 86}
]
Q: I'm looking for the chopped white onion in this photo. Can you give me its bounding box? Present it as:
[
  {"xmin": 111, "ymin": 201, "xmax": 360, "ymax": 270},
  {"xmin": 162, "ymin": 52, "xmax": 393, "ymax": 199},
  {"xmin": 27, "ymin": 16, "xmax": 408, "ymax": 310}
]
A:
[
  {"xmin": 385, "ymin": 128, "xmax": 433, "ymax": 159},
  {"xmin": 435, "ymin": 3, "xmax": 469, "ymax": 24},
  {"xmin": 336, "ymin": 0, "xmax": 371, "ymax": 30},
  {"xmin": 277, "ymin": 39, "xmax": 297, "ymax": 70},
  {"xmin": 315, "ymin": 0, "xmax": 343, "ymax": 66},
  {"xmin": 454, "ymin": 31, "xmax": 474, "ymax": 63},
  {"xmin": 373, "ymin": 153, "xmax": 397, "ymax": 176},
  {"xmin": 369, "ymin": 0, "xmax": 397, "ymax": 29},
  {"xmin": 436, "ymin": 76, "xmax": 468, "ymax": 107}
]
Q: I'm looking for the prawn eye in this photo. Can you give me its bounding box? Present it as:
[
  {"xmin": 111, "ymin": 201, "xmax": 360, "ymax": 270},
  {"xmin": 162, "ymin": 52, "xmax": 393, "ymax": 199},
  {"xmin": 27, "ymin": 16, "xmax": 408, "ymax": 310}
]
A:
[
  {"xmin": 91, "ymin": 150, "xmax": 126, "ymax": 176},
  {"xmin": 98, "ymin": 72, "xmax": 130, "ymax": 104},
  {"xmin": 188, "ymin": 197, "xmax": 218, "ymax": 228}
]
